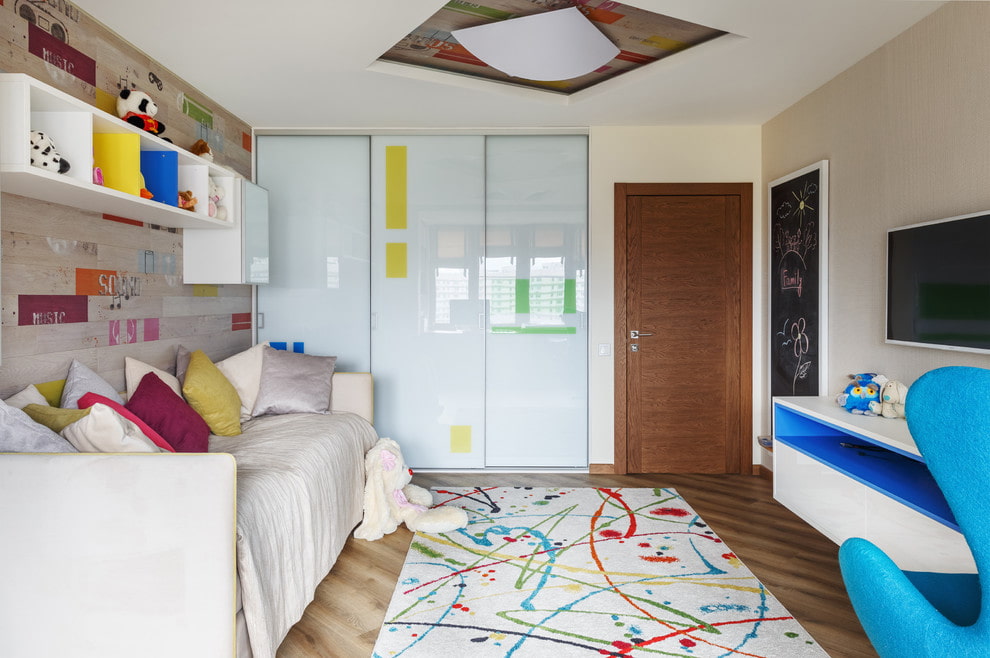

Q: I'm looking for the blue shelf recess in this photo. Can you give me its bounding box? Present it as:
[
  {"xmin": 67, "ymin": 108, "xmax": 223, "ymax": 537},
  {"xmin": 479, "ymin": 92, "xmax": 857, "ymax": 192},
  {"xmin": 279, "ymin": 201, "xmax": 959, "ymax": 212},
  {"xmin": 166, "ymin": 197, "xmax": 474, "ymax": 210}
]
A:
[
  {"xmin": 140, "ymin": 150, "xmax": 179, "ymax": 207},
  {"xmin": 774, "ymin": 403, "xmax": 958, "ymax": 532}
]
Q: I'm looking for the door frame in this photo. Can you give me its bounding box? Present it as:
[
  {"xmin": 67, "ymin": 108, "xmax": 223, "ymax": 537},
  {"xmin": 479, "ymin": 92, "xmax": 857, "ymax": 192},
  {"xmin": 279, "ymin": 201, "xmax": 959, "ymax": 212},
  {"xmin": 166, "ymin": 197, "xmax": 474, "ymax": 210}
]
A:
[{"xmin": 613, "ymin": 182, "xmax": 754, "ymax": 474}]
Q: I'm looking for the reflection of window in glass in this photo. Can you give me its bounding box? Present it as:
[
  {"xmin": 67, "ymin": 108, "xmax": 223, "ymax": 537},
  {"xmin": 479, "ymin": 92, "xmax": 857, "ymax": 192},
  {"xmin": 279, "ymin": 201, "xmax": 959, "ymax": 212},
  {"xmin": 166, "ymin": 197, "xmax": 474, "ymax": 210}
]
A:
[
  {"xmin": 437, "ymin": 229, "xmax": 465, "ymax": 259},
  {"xmin": 485, "ymin": 256, "xmax": 517, "ymax": 324},
  {"xmin": 531, "ymin": 257, "xmax": 565, "ymax": 325},
  {"xmin": 435, "ymin": 267, "xmax": 470, "ymax": 324},
  {"xmin": 326, "ymin": 257, "xmax": 340, "ymax": 289},
  {"xmin": 250, "ymin": 257, "xmax": 269, "ymax": 283},
  {"xmin": 576, "ymin": 268, "xmax": 586, "ymax": 313}
]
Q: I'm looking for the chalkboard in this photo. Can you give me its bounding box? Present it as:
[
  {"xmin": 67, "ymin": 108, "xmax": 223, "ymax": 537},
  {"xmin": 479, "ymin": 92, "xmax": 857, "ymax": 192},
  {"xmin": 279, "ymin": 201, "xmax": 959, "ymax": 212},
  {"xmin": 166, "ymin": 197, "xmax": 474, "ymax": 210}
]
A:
[{"xmin": 769, "ymin": 161, "xmax": 828, "ymax": 397}]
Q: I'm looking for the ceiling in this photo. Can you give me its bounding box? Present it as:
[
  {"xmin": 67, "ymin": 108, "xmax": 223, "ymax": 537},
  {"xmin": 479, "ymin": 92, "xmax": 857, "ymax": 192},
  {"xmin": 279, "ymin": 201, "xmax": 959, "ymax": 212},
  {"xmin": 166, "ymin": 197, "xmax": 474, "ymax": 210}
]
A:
[{"xmin": 72, "ymin": 0, "xmax": 944, "ymax": 130}]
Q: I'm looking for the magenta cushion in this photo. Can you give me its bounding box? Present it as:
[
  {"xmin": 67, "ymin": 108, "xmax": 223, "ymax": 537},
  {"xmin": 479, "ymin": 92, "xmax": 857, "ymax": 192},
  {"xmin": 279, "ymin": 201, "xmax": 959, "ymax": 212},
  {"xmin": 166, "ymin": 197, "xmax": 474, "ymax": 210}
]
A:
[
  {"xmin": 126, "ymin": 372, "xmax": 211, "ymax": 453},
  {"xmin": 77, "ymin": 392, "xmax": 175, "ymax": 453}
]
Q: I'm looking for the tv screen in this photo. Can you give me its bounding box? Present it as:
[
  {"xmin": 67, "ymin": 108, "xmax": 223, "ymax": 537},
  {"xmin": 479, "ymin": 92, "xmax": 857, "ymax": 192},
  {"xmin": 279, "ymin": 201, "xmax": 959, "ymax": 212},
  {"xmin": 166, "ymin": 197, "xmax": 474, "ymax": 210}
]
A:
[{"xmin": 887, "ymin": 211, "xmax": 990, "ymax": 353}]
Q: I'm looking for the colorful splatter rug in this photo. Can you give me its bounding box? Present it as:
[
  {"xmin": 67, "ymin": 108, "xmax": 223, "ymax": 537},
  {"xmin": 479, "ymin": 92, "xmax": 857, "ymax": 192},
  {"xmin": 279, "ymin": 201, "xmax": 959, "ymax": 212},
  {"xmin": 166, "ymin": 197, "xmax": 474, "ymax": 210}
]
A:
[{"xmin": 372, "ymin": 487, "xmax": 827, "ymax": 657}]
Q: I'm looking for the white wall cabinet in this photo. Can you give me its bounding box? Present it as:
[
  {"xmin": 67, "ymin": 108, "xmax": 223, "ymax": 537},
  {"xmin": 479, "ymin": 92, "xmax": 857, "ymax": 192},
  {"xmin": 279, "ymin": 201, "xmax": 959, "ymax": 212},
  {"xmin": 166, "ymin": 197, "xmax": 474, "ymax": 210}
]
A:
[
  {"xmin": 0, "ymin": 73, "xmax": 239, "ymax": 230},
  {"xmin": 773, "ymin": 396, "xmax": 975, "ymax": 573},
  {"xmin": 183, "ymin": 180, "xmax": 270, "ymax": 284}
]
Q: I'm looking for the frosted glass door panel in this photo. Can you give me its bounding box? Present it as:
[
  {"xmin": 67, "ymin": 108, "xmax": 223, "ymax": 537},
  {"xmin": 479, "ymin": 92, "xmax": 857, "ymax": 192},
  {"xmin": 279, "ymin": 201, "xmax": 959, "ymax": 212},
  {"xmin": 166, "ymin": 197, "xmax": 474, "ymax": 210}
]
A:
[
  {"xmin": 256, "ymin": 136, "xmax": 371, "ymax": 372},
  {"xmin": 484, "ymin": 135, "xmax": 588, "ymax": 467},
  {"xmin": 241, "ymin": 180, "xmax": 270, "ymax": 284},
  {"xmin": 371, "ymin": 136, "xmax": 486, "ymax": 469}
]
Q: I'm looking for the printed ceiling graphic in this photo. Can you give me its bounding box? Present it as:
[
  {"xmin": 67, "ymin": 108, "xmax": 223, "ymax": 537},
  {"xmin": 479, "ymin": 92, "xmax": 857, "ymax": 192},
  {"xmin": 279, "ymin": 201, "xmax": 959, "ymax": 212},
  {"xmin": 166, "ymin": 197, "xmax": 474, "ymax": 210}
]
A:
[{"xmin": 379, "ymin": 0, "xmax": 728, "ymax": 94}]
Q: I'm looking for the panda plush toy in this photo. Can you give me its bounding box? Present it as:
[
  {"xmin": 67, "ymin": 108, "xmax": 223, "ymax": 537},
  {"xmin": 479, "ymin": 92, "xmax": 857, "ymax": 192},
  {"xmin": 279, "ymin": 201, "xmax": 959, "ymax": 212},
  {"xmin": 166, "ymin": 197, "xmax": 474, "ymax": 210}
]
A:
[
  {"xmin": 117, "ymin": 88, "xmax": 167, "ymax": 140},
  {"xmin": 29, "ymin": 131, "xmax": 70, "ymax": 174}
]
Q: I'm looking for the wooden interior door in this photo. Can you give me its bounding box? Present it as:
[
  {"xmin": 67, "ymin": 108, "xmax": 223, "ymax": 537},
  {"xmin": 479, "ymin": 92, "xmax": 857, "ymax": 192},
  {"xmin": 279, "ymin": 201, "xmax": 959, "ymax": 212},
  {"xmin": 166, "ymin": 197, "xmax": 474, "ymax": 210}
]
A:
[{"xmin": 614, "ymin": 183, "xmax": 752, "ymax": 474}]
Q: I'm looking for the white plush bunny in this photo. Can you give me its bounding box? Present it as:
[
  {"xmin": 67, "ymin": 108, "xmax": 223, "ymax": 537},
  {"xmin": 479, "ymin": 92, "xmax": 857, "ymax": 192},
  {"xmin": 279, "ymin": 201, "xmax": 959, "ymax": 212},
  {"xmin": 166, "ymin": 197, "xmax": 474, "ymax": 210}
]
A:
[{"xmin": 354, "ymin": 437, "xmax": 468, "ymax": 540}]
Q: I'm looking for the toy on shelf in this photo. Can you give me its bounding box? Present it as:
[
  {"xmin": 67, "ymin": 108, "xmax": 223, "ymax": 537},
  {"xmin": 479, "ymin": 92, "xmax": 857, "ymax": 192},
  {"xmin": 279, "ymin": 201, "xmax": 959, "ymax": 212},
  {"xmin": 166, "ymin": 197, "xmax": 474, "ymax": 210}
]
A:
[
  {"xmin": 189, "ymin": 138, "xmax": 213, "ymax": 161},
  {"xmin": 178, "ymin": 190, "xmax": 197, "ymax": 211},
  {"xmin": 207, "ymin": 177, "xmax": 227, "ymax": 221},
  {"xmin": 29, "ymin": 130, "xmax": 70, "ymax": 174},
  {"xmin": 836, "ymin": 372, "xmax": 886, "ymax": 416},
  {"xmin": 869, "ymin": 379, "xmax": 909, "ymax": 419},
  {"xmin": 116, "ymin": 88, "xmax": 168, "ymax": 141}
]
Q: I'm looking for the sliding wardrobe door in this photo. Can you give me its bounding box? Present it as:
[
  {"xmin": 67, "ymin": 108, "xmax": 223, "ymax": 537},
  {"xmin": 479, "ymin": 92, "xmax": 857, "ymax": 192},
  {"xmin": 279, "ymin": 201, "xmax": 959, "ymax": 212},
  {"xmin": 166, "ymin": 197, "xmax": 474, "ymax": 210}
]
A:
[
  {"xmin": 484, "ymin": 135, "xmax": 588, "ymax": 467},
  {"xmin": 371, "ymin": 136, "xmax": 486, "ymax": 468},
  {"xmin": 255, "ymin": 136, "xmax": 371, "ymax": 371}
]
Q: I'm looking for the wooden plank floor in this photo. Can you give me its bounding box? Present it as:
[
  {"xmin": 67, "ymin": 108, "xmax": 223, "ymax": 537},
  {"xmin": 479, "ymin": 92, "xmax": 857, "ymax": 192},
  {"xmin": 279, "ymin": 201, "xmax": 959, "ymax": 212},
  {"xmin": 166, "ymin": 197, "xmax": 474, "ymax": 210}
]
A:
[{"xmin": 276, "ymin": 473, "xmax": 877, "ymax": 657}]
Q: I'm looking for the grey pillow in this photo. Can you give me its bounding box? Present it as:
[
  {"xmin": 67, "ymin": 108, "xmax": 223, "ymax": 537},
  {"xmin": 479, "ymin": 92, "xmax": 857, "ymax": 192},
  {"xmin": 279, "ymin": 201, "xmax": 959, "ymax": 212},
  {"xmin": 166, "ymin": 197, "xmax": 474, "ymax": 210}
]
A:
[
  {"xmin": 252, "ymin": 346, "xmax": 336, "ymax": 416},
  {"xmin": 175, "ymin": 345, "xmax": 191, "ymax": 387},
  {"xmin": 61, "ymin": 360, "xmax": 123, "ymax": 409},
  {"xmin": 0, "ymin": 399, "xmax": 78, "ymax": 453}
]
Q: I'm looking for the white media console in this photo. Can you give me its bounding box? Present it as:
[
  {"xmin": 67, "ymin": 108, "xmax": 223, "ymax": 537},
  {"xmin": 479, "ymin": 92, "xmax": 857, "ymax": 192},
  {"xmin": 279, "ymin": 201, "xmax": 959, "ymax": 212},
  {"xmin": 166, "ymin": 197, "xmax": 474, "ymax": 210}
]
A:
[{"xmin": 772, "ymin": 396, "xmax": 974, "ymax": 574}]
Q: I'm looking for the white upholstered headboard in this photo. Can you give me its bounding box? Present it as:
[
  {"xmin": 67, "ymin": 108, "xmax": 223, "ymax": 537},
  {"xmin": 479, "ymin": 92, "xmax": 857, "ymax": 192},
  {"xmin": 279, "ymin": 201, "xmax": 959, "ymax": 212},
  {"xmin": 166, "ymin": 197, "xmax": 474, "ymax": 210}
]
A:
[{"xmin": 329, "ymin": 372, "xmax": 373, "ymax": 425}]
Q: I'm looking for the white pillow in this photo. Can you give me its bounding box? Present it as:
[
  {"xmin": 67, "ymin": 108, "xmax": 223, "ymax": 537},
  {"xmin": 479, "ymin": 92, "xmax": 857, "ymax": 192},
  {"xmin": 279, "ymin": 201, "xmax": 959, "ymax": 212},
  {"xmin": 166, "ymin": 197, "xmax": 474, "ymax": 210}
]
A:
[
  {"xmin": 3, "ymin": 384, "xmax": 48, "ymax": 410},
  {"xmin": 216, "ymin": 344, "xmax": 266, "ymax": 421},
  {"xmin": 124, "ymin": 357, "xmax": 182, "ymax": 400},
  {"xmin": 60, "ymin": 403, "xmax": 164, "ymax": 453}
]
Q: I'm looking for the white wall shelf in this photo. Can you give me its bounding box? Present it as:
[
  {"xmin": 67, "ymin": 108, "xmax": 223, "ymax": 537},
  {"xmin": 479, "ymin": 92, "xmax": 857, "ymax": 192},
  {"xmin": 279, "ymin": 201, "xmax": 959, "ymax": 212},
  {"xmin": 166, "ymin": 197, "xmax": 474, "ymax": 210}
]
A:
[
  {"xmin": 0, "ymin": 73, "xmax": 238, "ymax": 231},
  {"xmin": 773, "ymin": 396, "xmax": 975, "ymax": 574}
]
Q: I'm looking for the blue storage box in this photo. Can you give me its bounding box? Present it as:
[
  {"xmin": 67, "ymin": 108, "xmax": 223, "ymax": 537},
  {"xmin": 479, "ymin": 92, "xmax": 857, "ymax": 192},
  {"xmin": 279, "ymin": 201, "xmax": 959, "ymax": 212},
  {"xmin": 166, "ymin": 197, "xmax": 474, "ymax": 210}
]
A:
[{"xmin": 140, "ymin": 150, "xmax": 179, "ymax": 206}]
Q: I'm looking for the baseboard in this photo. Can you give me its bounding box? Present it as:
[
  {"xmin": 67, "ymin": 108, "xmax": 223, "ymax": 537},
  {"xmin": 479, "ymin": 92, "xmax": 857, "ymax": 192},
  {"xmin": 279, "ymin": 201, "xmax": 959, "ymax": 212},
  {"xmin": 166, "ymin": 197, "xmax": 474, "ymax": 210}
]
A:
[
  {"xmin": 590, "ymin": 463, "xmax": 770, "ymax": 478},
  {"xmin": 753, "ymin": 464, "xmax": 773, "ymax": 481}
]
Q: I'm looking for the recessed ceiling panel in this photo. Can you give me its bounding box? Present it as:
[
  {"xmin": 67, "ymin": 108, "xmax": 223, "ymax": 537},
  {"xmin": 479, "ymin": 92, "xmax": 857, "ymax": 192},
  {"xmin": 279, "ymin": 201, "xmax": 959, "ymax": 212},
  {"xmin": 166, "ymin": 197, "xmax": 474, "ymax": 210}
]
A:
[{"xmin": 379, "ymin": 0, "xmax": 728, "ymax": 95}]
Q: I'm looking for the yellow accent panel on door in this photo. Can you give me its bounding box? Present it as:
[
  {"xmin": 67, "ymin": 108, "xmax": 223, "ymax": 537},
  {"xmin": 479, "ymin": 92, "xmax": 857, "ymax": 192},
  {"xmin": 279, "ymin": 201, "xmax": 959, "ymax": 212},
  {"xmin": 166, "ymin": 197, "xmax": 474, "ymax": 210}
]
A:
[
  {"xmin": 385, "ymin": 146, "xmax": 407, "ymax": 229},
  {"xmin": 385, "ymin": 243, "xmax": 407, "ymax": 278},
  {"xmin": 450, "ymin": 426, "xmax": 472, "ymax": 453}
]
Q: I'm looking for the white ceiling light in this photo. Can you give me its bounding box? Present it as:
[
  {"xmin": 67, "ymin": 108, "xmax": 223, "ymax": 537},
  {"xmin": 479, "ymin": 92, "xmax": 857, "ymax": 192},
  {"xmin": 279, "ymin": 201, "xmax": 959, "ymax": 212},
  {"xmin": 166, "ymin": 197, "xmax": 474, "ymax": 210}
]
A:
[{"xmin": 451, "ymin": 7, "xmax": 620, "ymax": 82}]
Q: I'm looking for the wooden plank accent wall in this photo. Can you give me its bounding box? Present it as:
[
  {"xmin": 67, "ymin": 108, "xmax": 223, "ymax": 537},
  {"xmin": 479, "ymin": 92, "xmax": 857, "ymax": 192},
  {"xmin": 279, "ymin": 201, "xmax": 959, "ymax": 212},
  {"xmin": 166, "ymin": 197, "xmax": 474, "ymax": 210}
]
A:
[
  {"xmin": 0, "ymin": 2, "xmax": 253, "ymax": 177},
  {"xmin": 0, "ymin": 195, "xmax": 252, "ymax": 396},
  {"xmin": 0, "ymin": 3, "xmax": 255, "ymax": 396}
]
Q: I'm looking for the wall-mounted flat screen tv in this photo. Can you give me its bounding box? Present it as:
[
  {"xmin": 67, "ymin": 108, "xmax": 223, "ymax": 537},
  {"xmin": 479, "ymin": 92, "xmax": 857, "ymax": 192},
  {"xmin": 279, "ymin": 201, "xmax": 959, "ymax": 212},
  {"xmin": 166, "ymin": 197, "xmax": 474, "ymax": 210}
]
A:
[{"xmin": 887, "ymin": 210, "xmax": 990, "ymax": 353}]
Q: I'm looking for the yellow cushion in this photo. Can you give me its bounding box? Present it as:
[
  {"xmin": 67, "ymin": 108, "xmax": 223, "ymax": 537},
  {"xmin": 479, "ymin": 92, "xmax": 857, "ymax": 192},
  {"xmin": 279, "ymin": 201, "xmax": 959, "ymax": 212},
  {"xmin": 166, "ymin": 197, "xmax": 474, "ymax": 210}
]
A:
[
  {"xmin": 182, "ymin": 350, "xmax": 242, "ymax": 436},
  {"xmin": 22, "ymin": 404, "xmax": 90, "ymax": 433},
  {"xmin": 35, "ymin": 380, "xmax": 66, "ymax": 407}
]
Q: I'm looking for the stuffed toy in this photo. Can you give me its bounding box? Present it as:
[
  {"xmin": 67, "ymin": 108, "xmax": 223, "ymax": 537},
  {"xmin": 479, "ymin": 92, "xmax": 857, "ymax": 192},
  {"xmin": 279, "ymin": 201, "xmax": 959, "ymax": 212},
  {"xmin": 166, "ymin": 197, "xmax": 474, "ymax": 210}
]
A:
[
  {"xmin": 117, "ymin": 89, "xmax": 167, "ymax": 140},
  {"xmin": 354, "ymin": 437, "xmax": 468, "ymax": 541},
  {"xmin": 29, "ymin": 131, "xmax": 70, "ymax": 174},
  {"xmin": 836, "ymin": 372, "xmax": 886, "ymax": 415},
  {"xmin": 869, "ymin": 379, "xmax": 909, "ymax": 419},
  {"xmin": 189, "ymin": 138, "xmax": 214, "ymax": 161},
  {"xmin": 178, "ymin": 190, "xmax": 197, "ymax": 212},
  {"xmin": 207, "ymin": 178, "xmax": 227, "ymax": 221}
]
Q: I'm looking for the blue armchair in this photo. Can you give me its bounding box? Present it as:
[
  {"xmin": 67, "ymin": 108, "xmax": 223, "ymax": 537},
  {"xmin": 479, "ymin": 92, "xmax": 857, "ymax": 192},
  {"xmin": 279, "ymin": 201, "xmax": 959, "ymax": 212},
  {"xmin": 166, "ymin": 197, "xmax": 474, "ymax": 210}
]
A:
[{"xmin": 839, "ymin": 366, "xmax": 989, "ymax": 657}]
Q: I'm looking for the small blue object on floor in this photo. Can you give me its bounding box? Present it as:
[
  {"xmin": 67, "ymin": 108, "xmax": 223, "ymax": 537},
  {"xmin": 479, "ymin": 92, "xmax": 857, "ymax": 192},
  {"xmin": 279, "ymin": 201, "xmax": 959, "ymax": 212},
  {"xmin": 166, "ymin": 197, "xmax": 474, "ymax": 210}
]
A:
[{"xmin": 839, "ymin": 366, "xmax": 990, "ymax": 657}]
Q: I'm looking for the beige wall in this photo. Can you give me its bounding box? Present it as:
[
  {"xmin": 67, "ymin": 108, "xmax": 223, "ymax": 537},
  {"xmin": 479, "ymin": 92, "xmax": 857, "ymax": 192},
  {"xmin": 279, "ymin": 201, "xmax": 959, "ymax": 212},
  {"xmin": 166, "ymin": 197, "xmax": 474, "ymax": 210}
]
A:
[
  {"xmin": 763, "ymin": 2, "xmax": 990, "ymax": 407},
  {"xmin": 588, "ymin": 126, "xmax": 763, "ymax": 465}
]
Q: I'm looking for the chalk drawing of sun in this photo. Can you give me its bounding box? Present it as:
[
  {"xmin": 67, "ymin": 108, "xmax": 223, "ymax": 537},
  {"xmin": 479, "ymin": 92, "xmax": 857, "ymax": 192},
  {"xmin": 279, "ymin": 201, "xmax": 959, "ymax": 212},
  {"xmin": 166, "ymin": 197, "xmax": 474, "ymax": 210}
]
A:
[{"xmin": 791, "ymin": 181, "xmax": 818, "ymax": 225}]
